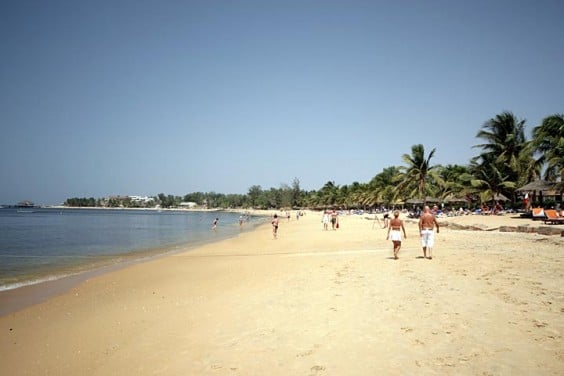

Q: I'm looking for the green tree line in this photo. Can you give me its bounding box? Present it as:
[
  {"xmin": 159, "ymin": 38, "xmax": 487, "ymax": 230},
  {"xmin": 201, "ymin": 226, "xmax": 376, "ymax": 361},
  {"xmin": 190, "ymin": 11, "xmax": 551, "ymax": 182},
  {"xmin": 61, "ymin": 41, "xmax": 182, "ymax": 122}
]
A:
[{"xmin": 65, "ymin": 112, "xmax": 563, "ymax": 210}]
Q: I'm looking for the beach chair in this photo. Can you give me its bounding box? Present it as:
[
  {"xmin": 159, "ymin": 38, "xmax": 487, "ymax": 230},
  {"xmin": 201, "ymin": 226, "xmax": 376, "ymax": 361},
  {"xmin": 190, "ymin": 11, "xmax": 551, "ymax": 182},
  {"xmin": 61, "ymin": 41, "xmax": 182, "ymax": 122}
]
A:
[
  {"xmin": 543, "ymin": 209, "xmax": 564, "ymax": 225},
  {"xmin": 531, "ymin": 207, "xmax": 546, "ymax": 221}
]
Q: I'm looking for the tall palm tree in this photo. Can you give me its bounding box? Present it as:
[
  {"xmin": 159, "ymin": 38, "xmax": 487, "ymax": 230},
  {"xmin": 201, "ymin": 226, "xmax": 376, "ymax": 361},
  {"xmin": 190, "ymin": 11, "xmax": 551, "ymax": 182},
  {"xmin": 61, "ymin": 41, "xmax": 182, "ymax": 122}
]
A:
[
  {"xmin": 319, "ymin": 181, "xmax": 339, "ymax": 207},
  {"xmin": 396, "ymin": 144, "xmax": 438, "ymax": 203},
  {"xmin": 474, "ymin": 112, "xmax": 530, "ymax": 184},
  {"xmin": 435, "ymin": 164, "xmax": 471, "ymax": 199},
  {"xmin": 473, "ymin": 112, "xmax": 535, "ymax": 202},
  {"xmin": 365, "ymin": 166, "xmax": 401, "ymax": 207},
  {"xmin": 532, "ymin": 114, "xmax": 564, "ymax": 182},
  {"xmin": 463, "ymin": 160, "xmax": 516, "ymax": 203}
]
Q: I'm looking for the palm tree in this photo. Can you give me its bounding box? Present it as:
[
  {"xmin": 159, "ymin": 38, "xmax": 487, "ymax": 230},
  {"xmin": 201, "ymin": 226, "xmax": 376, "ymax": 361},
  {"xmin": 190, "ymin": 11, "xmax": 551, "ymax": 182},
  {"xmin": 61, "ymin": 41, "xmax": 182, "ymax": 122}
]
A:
[
  {"xmin": 364, "ymin": 166, "xmax": 401, "ymax": 207},
  {"xmin": 474, "ymin": 112, "xmax": 531, "ymax": 184},
  {"xmin": 396, "ymin": 144, "xmax": 438, "ymax": 204},
  {"xmin": 463, "ymin": 160, "xmax": 516, "ymax": 204},
  {"xmin": 435, "ymin": 164, "xmax": 471, "ymax": 199},
  {"xmin": 319, "ymin": 181, "xmax": 339, "ymax": 207},
  {"xmin": 532, "ymin": 114, "xmax": 564, "ymax": 182},
  {"xmin": 473, "ymin": 111, "xmax": 535, "ymax": 202}
]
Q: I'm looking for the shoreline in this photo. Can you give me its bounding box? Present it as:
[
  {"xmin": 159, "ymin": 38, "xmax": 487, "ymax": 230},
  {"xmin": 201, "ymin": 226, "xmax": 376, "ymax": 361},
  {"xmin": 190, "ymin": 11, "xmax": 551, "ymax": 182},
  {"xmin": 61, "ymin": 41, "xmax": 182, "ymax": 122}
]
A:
[
  {"xmin": 1, "ymin": 212, "xmax": 563, "ymax": 374},
  {"xmin": 0, "ymin": 211, "xmax": 272, "ymax": 315}
]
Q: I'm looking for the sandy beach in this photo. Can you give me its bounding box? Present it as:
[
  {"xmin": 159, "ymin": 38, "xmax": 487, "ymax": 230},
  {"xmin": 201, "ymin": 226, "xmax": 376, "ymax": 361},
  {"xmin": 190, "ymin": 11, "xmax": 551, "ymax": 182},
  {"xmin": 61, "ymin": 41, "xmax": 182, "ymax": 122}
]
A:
[{"xmin": 1, "ymin": 211, "xmax": 563, "ymax": 375}]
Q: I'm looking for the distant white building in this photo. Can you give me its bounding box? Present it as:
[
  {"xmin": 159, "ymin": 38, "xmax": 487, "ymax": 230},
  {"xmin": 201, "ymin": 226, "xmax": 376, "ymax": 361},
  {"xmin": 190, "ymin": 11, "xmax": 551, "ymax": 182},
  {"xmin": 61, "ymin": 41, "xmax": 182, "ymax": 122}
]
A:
[
  {"xmin": 179, "ymin": 202, "xmax": 198, "ymax": 208},
  {"xmin": 129, "ymin": 196, "xmax": 155, "ymax": 204}
]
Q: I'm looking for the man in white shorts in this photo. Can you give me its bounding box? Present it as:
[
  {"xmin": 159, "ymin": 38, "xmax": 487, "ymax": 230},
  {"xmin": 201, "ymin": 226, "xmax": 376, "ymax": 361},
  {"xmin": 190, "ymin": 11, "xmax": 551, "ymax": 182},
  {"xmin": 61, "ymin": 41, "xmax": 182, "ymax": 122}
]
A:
[{"xmin": 419, "ymin": 206, "xmax": 440, "ymax": 259}]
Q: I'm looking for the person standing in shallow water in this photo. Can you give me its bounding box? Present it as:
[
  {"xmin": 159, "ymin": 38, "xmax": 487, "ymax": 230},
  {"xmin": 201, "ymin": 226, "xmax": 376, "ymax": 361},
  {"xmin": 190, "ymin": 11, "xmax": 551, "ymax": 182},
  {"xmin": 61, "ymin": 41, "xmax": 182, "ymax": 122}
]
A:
[
  {"xmin": 271, "ymin": 214, "xmax": 279, "ymax": 239},
  {"xmin": 212, "ymin": 217, "xmax": 219, "ymax": 230},
  {"xmin": 419, "ymin": 206, "xmax": 439, "ymax": 259},
  {"xmin": 386, "ymin": 210, "xmax": 407, "ymax": 259}
]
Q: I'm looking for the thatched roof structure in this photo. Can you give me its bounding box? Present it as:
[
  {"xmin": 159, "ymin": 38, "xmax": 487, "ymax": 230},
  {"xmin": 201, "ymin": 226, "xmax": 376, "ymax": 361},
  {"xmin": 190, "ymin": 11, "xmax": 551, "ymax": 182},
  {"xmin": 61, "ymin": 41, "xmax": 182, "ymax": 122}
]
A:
[
  {"xmin": 444, "ymin": 196, "xmax": 469, "ymax": 203},
  {"xmin": 516, "ymin": 180, "xmax": 555, "ymax": 192},
  {"xmin": 492, "ymin": 193, "xmax": 510, "ymax": 201},
  {"xmin": 406, "ymin": 197, "xmax": 441, "ymax": 205}
]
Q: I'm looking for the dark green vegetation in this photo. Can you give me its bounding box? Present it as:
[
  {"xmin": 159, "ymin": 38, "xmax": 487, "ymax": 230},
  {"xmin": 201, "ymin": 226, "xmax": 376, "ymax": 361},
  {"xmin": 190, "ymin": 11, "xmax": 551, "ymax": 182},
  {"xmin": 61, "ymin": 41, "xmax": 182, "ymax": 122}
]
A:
[{"xmin": 66, "ymin": 112, "xmax": 563, "ymax": 210}]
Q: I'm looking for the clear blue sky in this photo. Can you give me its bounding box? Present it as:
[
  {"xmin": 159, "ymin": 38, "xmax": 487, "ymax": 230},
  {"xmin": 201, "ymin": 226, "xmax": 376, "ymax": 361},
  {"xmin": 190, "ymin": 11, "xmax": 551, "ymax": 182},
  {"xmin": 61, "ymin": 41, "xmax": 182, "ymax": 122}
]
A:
[{"xmin": 1, "ymin": 0, "xmax": 562, "ymax": 205}]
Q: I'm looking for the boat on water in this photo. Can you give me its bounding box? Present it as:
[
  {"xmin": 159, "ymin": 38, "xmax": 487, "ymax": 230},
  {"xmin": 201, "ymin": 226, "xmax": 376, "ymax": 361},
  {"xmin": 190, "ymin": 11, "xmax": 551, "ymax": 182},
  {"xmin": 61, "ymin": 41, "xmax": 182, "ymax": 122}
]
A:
[{"xmin": 15, "ymin": 200, "xmax": 38, "ymax": 212}]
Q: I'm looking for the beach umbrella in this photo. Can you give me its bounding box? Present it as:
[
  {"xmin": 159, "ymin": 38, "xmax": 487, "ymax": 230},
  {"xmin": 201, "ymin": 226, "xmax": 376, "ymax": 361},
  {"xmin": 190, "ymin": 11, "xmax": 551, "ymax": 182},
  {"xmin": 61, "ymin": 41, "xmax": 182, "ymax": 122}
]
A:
[
  {"xmin": 516, "ymin": 180, "xmax": 555, "ymax": 193},
  {"xmin": 406, "ymin": 198, "xmax": 423, "ymax": 205},
  {"xmin": 492, "ymin": 193, "xmax": 510, "ymax": 201},
  {"xmin": 444, "ymin": 196, "xmax": 469, "ymax": 203},
  {"xmin": 406, "ymin": 197, "xmax": 440, "ymax": 205}
]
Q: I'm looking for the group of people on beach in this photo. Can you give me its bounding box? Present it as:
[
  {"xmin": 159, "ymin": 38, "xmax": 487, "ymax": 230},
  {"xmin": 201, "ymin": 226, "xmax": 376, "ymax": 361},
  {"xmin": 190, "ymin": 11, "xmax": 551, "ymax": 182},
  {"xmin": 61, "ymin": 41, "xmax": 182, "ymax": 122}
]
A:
[{"xmin": 386, "ymin": 205, "xmax": 439, "ymax": 260}]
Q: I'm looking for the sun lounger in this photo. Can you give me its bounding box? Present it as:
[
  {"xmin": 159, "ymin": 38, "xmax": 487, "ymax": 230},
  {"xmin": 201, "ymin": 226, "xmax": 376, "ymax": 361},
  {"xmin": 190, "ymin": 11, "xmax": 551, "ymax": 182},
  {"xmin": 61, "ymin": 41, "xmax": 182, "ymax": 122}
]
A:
[
  {"xmin": 532, "ymin": 207, "xmax": 546, "ymax": 220},
  {"xmin": 543, "ymin": 209, "xmax": 564, "ymax": 225}
]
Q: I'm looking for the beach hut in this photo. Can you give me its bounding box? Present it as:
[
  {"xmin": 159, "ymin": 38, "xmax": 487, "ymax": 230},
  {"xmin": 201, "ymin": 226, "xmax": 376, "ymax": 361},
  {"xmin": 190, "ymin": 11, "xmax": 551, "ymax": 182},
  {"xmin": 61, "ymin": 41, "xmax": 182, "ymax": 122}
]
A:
[{"xmin": 516, "ymin": 180, "xmax": 560, "ymax": 207}]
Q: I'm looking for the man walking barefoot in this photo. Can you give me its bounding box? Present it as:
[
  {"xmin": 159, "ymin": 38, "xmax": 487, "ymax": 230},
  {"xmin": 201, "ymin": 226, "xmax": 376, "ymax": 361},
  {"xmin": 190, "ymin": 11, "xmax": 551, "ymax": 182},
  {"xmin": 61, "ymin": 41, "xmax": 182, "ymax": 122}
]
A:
[{"xmin": 419, "ymin": 206, "xmax": 439, "ymax": 259}]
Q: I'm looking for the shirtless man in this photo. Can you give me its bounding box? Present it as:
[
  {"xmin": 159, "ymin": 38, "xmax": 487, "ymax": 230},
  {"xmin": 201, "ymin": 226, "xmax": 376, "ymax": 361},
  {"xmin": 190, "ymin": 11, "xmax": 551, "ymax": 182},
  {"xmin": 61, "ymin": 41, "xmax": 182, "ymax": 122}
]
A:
[
  {"xmin": 419, "ymin": 205, "xmax": 439, "ymax": 259},
  {"xmin": 386, "ymin": 210, "xmax": 407, "ymax": 259}
]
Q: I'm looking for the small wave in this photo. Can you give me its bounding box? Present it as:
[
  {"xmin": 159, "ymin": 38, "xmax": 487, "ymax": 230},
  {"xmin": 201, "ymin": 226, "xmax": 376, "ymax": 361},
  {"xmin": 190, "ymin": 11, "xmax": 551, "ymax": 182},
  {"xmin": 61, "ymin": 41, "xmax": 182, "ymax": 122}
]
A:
[{"xmin": 0, "ymin": 272, "xmax": 79, "ymax": 292}]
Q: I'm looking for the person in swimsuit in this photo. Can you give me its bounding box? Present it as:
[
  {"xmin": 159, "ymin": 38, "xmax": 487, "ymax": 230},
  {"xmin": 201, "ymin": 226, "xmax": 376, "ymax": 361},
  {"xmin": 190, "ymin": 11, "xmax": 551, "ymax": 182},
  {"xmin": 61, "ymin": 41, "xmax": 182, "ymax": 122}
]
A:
[
  {"xmin": 212, "ymin": 217, "xmax": 219, "ymax": 230},
  {"xmin": 418, "ymin": 205, "xmax": 440, "ymax": 259},
  {"xmin": 330, "ymin": 210, "xmax": 338, "ymax": 230},
  {"xmin": 386, "ymin": 210, "xmax": 407, "ymax": 259},
  {"xmin": 272, "ymin": 214, "xmax": 279, "ymax": 239},
  {"xmin": 322, "ymin": 211, "xmax": 330, "ymax": 231},
  {"xmin": 382, "ymin": 210, "xmax": 390, "ymax": 229}
]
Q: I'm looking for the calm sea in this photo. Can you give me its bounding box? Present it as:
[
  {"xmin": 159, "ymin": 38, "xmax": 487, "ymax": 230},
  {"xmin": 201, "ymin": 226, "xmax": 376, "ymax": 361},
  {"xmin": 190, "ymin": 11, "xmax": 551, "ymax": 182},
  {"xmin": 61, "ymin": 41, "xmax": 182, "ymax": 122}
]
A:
[{"xmin": 0, "ymin": 208, "xmax": 263, "ymax": 291}]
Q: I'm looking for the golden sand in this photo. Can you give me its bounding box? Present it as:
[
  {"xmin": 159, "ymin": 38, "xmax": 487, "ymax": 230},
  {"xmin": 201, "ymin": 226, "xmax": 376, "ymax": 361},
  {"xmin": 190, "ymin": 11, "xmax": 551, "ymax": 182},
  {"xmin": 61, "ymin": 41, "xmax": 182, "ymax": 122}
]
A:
[{"xmin": 1, "ymin": 211, "xmax": 563, "ymax": 375}]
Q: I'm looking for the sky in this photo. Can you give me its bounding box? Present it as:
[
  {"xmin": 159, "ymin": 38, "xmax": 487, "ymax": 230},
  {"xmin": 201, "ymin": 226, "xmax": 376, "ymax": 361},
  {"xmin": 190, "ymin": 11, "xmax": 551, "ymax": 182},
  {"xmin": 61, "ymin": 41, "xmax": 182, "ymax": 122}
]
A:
[{"xmin": 1, "ymin": 0, "xmax": 563, "ymax": 205}]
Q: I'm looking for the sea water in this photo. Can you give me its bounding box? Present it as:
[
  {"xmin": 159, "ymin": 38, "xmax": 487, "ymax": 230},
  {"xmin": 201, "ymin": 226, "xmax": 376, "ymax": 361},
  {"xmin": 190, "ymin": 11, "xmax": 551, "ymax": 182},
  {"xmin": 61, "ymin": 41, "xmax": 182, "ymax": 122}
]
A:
[{"xmin": 0, "ymin": 208, "xmax": 263, "ymax": 291}]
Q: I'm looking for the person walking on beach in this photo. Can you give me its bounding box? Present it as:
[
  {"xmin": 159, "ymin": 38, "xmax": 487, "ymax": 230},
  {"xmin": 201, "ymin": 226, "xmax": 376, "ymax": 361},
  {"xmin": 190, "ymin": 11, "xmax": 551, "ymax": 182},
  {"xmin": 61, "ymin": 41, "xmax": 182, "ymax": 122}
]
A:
[
  {"xmin": 331, "ymin": 210, "xmax": 338, "ymax": 230},
  {"xmin": 272, "ymin": 214, "xmax": 279, "ymax": 239},
  {"xmin": 419, "ymin": 206, "xmax": 439, "ymax": 259},
  {"xmin": 212, "ymin": 217, "xmax": 219, "ymax": 230},
  {"xmin": 382, "ymin": 210, "xmax": 390, "ymax": 229},
  {"xmin": 322, "ymin": 211, "xmax": 330, "ymax": 231},
  {"xmin": 386, "ymin": 210, "xmax": 407, "ymax": 259}
]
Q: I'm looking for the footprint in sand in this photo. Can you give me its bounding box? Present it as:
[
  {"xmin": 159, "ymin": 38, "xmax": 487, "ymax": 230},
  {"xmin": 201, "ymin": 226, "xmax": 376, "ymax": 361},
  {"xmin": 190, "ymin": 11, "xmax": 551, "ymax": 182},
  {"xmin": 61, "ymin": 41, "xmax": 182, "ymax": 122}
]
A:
[
  {"xmin": 533, "ymin": 320, "xmax": 548, "ymax": 328},
  {"xmin": 297, "ymin": 349, "xmax": 314, "ymax": 358},
  {"xmin": 310, "ymin": 365, "xmax": 326, "ymax": 375}
]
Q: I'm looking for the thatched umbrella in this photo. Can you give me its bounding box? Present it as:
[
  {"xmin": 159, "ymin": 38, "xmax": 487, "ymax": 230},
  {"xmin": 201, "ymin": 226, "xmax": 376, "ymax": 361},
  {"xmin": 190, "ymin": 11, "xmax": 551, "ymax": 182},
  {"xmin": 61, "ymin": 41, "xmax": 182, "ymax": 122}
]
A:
[
  {"xmin": 516, "ymin": 180, "xmax": 555, "ymax": 193},
  {"xmin": 406, "ymin": 197, "xmax": 440, "ymax": 206},
  {"xmin": 492, "ymin": 193, "xmax": 510, "ymax": 201},
  {"xmin": 406, "ymin": 198, "xmax": 423, "ymax": 205},
  {"xmin": 444, "ymin": 196, "xmax": 469, "ymax": 203}
]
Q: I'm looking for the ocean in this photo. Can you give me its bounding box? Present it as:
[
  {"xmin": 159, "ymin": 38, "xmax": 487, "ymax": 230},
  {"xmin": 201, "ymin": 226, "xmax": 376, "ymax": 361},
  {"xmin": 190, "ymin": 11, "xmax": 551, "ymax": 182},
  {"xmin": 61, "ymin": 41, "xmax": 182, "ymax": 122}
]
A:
[{"xmin": 0, "ymin": 208, "xmax": 264, "ymax": 292}]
